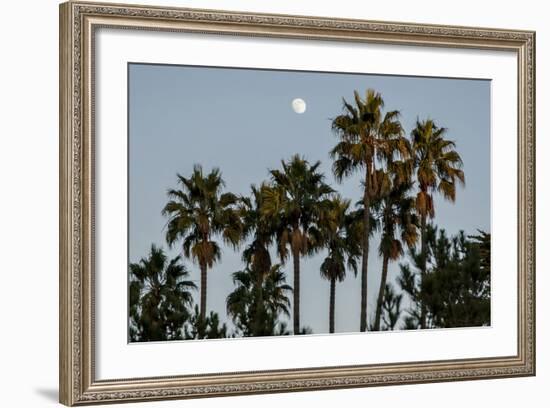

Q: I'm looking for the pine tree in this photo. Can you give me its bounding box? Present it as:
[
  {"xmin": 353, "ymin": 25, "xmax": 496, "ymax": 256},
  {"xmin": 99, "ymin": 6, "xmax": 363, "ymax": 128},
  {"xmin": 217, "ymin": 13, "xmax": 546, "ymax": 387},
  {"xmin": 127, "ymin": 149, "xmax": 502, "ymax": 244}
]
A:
[{"xmin": 398, "ymin": 227, "xmax": 490, "ymax": 329}]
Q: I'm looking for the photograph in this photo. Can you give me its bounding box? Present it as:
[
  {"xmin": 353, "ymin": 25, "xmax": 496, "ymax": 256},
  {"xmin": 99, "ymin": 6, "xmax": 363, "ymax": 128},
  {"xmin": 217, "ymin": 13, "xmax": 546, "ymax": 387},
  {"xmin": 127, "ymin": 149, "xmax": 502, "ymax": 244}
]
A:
[{"xmin": 127, "ymin": 63, "xmax": 491, "ymax": 342}]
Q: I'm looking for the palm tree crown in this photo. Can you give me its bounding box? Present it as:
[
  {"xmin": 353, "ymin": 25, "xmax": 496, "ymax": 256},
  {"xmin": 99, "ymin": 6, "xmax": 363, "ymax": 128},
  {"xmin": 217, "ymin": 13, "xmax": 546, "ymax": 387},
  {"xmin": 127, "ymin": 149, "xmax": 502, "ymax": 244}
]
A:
[
  {"xmin": 239, "ymin": 183, "xmax": 277, "ymax": 280},
  {"xmin": 411, "ymin": 119, "xmax": 465, "ymax": 218},
  {"xmin": 162, "ymin": 165, "xmax": 243, "ymax": 324},
  {"xmin": 226, "ymin": 264, "xmax": 292, "ymax": 337},
  {"xmin": 129, "ymin": 244, "xmax": 196, "ymax": 342}
]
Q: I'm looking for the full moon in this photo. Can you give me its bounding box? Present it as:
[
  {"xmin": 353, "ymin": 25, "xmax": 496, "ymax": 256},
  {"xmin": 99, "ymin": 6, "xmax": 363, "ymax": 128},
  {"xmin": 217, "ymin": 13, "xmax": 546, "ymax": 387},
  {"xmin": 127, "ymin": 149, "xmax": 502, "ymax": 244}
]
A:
[{"xmin": 291, "ymin": 98, "xmax": 307, "ymax": 114}]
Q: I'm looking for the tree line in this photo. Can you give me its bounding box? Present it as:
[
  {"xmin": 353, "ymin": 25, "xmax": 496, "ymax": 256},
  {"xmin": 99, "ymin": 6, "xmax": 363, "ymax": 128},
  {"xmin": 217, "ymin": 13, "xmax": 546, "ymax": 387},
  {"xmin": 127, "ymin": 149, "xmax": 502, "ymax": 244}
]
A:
[{"xmin": 129, "ymin": 89, "xmax": 490, "ymax": 342}]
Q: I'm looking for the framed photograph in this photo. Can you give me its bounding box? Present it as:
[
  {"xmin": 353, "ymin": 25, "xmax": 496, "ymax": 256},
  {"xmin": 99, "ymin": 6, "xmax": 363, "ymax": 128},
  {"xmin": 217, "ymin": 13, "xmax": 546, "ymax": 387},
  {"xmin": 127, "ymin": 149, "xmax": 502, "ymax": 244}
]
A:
[{"xmin": 59, "ymin": 1, "xmax": 535, "ymax": 405}]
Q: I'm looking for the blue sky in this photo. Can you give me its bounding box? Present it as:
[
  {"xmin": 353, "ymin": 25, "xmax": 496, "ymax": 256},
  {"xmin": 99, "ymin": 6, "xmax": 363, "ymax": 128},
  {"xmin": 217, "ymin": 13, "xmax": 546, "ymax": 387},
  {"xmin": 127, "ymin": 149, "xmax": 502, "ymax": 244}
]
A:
[{"xmin": 128, "ymin": 63, "xmax": 490, "ymax": 335}]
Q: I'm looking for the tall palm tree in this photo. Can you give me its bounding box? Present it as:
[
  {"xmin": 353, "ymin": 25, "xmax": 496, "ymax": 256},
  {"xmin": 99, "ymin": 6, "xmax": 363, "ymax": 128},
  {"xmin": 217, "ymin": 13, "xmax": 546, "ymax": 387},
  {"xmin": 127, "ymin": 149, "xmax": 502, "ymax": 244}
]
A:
[
  {"xmin": 226, "ymin": 264, "xmax": 293, "ymax": 337},
  {"xmin": 372, "ymin": 178, "xmax": 418, "ymax": 331},
  {"xmin": 411, "ymin": 119, "xmax": 465, "ymax": 328},
  {"xmin": 331, "ymin": 89, "xmax": 409, "ymax": 331},
  {"xmin": 162, "ymin": 165, "xmax": 243, "ymax": 325},
  {"xmin": 261, "ymin": 154, "xmax": 334, "ymax": 334},
  {"xmin": 238, "ymin": 183, "xmax": 278, "ymax": 335},
  {"xmin": 129, "ymin": 244, "xmax": 196, "ymax": 342},
  {"xmin": 319, "ymin": 196, "xmax": 361, "ymax": 333}
]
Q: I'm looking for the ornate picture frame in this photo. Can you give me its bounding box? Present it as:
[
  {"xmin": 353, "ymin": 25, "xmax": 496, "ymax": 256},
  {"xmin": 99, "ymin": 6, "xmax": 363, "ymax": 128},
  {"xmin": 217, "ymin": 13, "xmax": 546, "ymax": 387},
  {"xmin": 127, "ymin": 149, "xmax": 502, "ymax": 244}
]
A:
[{"xmin": 59, "ymin": 1, "xmax": 535, "ymax": 405}]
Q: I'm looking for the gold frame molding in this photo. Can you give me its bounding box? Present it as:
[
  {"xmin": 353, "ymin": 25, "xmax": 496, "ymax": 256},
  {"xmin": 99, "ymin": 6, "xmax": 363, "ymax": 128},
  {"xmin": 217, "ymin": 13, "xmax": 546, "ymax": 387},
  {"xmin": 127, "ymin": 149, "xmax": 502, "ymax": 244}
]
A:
[{"xmin": 59, "ymin": 1, "xmax": 536, "ymax": 405}]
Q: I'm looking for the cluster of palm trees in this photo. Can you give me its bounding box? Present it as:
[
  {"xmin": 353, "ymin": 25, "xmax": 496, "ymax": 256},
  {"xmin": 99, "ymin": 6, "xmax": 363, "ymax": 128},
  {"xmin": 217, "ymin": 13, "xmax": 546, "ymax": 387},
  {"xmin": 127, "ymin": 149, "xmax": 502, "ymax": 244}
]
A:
[{"xmin": 129, "ymin": 88, "xmax": 475, "ymax": 342}]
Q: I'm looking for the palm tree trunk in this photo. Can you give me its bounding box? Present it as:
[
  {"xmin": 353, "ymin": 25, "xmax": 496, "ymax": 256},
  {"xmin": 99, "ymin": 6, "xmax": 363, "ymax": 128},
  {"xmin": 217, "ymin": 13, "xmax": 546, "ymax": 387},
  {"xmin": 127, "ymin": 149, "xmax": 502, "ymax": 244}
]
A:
[
  {"xmin": 374, "ymin": 254, "xmax": 389, "ymax": 331},
  {"xmin": 254, "ymin": 267, "xmax": 264, "ymax": 336},
  {"xmin": 360, "ymin": 170, "xmax": 371, "ymax": 332},
  {"xmin": 199, "ymin": 263, "xmax": 207, "ymax": 323},
  {"xmin": 329, "ymin": 277, "xmax": 336, "ymax": 334},
  {"xmin": 292, "ymin": 249, "xmax": 300, "ymax": 335},
  {"xmin": 420, "ymin": 214, "xmax": 427, "ymax": 329}
]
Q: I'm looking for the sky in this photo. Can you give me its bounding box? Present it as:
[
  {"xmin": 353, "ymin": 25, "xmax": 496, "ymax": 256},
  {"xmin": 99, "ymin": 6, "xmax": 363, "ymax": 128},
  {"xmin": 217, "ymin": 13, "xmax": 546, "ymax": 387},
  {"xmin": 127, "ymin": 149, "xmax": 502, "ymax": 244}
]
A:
[{"xmin": 128, "ymin": 63, "xmax": 490, "ymax": 336}]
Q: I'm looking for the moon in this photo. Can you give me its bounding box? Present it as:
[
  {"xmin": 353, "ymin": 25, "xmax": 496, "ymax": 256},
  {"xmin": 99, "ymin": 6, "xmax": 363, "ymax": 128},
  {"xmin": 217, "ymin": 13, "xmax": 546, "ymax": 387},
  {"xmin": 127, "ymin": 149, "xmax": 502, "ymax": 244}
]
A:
[{"xmin": 291, "ymin": 98, "xmax": 307, "ymax": 114}]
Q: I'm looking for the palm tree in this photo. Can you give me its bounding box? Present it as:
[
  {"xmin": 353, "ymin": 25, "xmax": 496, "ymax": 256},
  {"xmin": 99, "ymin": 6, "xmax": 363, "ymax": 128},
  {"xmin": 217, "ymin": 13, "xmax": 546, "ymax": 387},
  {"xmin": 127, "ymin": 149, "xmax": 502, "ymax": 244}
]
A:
[
  {"xmin": 129, "ymin": 244, "xmax": 196, "ymax": 342},
  {"xmin": 372, "ymin": 178, "xmax": 418, "ymax": 331},
  {"xmin": 162, "ymin": 165, "xmax": 243, "ymax": 325},
  {"xmin": 411, "ymin": 119, "xmax": 465, "ymax": 328},
  {"xmin": 331, "ymin": 89, "xmax": 409, "ymax": 331},
  {"xmin": 319, "ymin": 196, "xmax": 360, "ymax": 333},
  {"xmin": 226, "ymin": 264, "xmax": 293, "ymax": 336},
  {"xmin": 261, "ymin": 154, "xmax": 334, "ymax": 334},
  {"xmin": 238, "ymin": 183, "xmax": 278, "ymax": 336}
]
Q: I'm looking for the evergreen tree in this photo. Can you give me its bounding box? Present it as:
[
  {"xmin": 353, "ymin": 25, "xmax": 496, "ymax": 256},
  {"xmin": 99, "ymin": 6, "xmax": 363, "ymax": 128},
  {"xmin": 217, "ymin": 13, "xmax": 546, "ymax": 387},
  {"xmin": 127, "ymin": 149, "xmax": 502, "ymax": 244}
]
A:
[
  {"xmin": 399, "ymin": 227, "xmax": 490, "ymax": 328},
  {"xmin": 380, "ymin": 283, "xmax": 403, "ymax": 331},
  {"xmin": 184, "ymin": 305, "xmax": 229, "ymax": 339}
]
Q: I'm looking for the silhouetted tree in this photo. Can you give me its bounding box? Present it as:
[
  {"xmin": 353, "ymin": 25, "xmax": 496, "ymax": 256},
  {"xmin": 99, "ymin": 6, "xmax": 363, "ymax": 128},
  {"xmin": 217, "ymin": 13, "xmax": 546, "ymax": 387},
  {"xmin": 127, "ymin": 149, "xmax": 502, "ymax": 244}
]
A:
[
  {"xmin": 372, "ymin": 176, "xmax": 417, "ymax": 331},
  {"xmin": 129, "ymin": 245, "xmax": 196, "ymax": 342},
  {"xmin": 399, "ymin": 227, "xmax": 490, "ymax": 329},
  {"xmin": 318, "ymin": 196, "xmax": 361, "ymax": 333},
  {"xmin": 331, "ymin": 89, "xmax": 409, "ymax": 331},
  {"xmin": 226, "ymin": 264, "xmax": 292, "ymax": 336},
  {"xmin": 380, "ymin": 284, "xmax": 403, "ymax": 331},
  {"xmin": 184, "ymin": 305, "xmax": 229, "ymax": 339},
  {"xmin": 410, "ymin": 120, "xmax": 465, "ymax": 328},
  {"xmin": 237, "ymin": 183, "xmax": 280, "ymax": 336},
  {"xmin": 261, "ymin": 155, "xmax": 333, "ymax": 334},
  {"xmin": 162, "ymin": 165, "xmax": 243, "ymax": 327}
]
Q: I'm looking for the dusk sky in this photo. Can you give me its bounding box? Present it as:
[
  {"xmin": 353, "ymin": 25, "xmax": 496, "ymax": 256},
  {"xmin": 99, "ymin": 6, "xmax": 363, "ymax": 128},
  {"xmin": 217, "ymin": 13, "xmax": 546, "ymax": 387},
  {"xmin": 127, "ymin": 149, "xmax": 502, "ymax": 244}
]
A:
[{"xmin": 128, "ymin": 63, "xmax": 490, "ymax": 336}]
